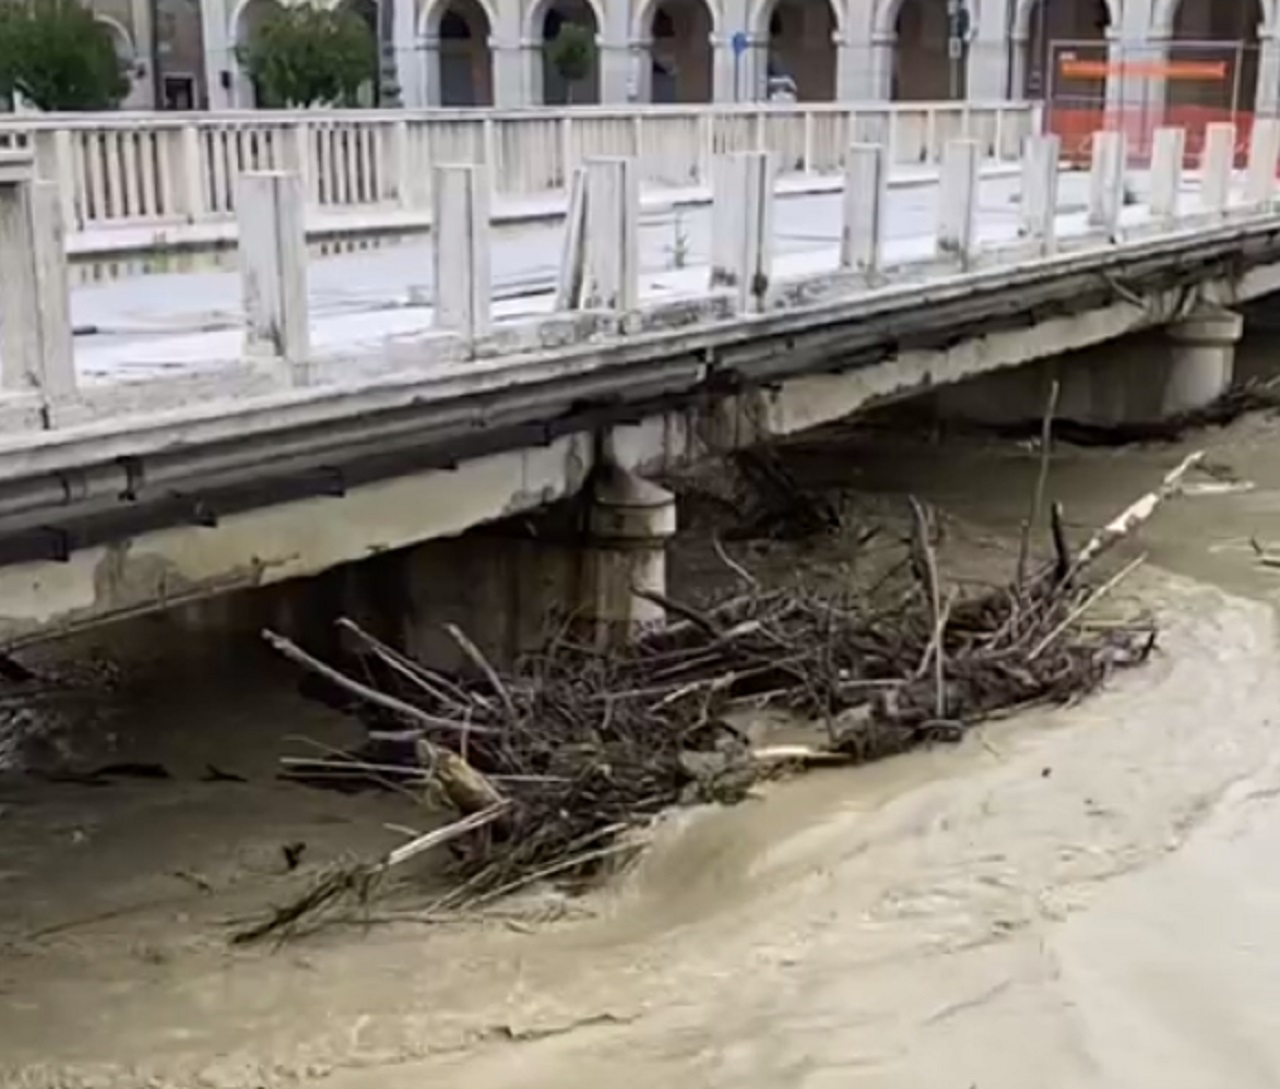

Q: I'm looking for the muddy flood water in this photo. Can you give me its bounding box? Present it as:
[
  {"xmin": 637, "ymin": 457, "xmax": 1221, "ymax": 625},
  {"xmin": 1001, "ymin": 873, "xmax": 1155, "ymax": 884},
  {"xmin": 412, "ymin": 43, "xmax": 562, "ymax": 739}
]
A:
[{"xmin": 8, "ymin": 340, "xmax": 1280, "ymax": 1088}]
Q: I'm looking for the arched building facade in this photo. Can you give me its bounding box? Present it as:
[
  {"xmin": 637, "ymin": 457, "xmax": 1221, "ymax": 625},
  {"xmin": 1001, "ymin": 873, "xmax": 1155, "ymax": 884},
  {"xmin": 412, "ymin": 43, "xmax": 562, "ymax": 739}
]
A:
[{"xmin": 71, "ymin": 0, "xmax": 1280, "ymax": 114}]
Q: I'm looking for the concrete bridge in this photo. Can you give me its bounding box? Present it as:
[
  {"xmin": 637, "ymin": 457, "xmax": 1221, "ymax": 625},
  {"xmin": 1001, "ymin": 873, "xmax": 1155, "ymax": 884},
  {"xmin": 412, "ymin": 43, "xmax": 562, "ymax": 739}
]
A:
[{"xmin": 0, "ymin": 114, "xmax": 1275, "ymax": 664}]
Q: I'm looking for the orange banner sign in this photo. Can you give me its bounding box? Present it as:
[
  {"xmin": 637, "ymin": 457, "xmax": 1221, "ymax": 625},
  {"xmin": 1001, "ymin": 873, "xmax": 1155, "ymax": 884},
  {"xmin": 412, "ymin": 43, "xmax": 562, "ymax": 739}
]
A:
[{"xmin": 1059, "ymin": 58, "xmax": 1229, "ymax": 81}]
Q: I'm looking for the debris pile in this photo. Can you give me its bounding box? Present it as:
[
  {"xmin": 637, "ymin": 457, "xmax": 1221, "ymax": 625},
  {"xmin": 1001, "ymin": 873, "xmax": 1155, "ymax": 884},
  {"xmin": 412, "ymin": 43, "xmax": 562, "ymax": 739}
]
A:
[{"xmin": 233, "ymin": 449, "xmax": 1202, "ymax": 945}]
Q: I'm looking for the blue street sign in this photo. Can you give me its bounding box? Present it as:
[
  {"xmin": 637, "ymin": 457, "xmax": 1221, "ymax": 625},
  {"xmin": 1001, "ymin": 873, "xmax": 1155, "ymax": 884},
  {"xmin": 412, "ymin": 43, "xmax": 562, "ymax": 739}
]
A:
[{"xmin": 731, "ymin": 30, "xmax": 749, "ymax": 57}]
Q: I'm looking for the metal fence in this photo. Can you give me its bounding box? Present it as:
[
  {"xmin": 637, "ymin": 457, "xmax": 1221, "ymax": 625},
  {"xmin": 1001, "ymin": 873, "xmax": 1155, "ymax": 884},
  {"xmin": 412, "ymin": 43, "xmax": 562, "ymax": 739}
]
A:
[{"xmin": 1045, "ymin": 39, "xmax": 1261, "ymax": 166}]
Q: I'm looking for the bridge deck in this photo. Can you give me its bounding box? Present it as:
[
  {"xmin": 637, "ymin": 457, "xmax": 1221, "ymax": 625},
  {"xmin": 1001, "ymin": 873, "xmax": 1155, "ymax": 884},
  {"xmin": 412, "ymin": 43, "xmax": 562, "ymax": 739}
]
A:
[{"xmin": 73, "ymin": 165, "xmax": 1117, "ymax": 386}]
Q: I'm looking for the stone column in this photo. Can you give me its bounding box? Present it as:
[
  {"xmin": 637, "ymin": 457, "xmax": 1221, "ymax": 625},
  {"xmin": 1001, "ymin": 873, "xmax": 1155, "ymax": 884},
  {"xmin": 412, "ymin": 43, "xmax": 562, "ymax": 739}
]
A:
[
  {"xmin": 582, "ymin": 464, "xmax": 677, "ymax": 648},
  {"xmin": 491, "ymin": 38, "xmax": 526, "ymax": 106},
  {"xmin": 628, "ymin": 37, "xmax": 651, "ymax": 102},
  {"xmin": 1007, "ymin": 35, "xmax": 1027, "ymax": 100},
  {"xmin": 394, "ymin": 0, "xmax": 426, "ymax": 108},
  {"xmin": 597, "ymin": 40, "xmax": 632, "ymax": 103},
  {"xmin": 201, "ymin": 0, "xmax": 233, "ymax": 110},
  {"xmin": 971, "ymin": 0, "xmax": 1014, "ymax": 100},
  {"xmin": 519, "ymin": 37, "xmax": 543, "ymax": 104},
  {"xmin": 420, "ymin": 34, "xmax": 442, "ymax": 105},
  {"xmin": 869, "ymin": 33, "xmax": 895, "ymax": 100},
  {"xmin": 1163, "ymin": 308, "xmax": 1243, "ymax": 416},
  {"xmin": 1259, "ymin": 29, "xmax": 1280, "ymax": 118},
  {"xmin": 709, "ymin": 35, "xmax": 738, "ymax": 102}
]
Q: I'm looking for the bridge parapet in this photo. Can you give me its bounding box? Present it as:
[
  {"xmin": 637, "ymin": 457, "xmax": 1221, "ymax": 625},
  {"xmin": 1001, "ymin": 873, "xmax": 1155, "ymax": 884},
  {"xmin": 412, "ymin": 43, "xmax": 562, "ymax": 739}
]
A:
[{"xmin": 0, "ymin": 118, "xmax": 1277, "ymax": 479}]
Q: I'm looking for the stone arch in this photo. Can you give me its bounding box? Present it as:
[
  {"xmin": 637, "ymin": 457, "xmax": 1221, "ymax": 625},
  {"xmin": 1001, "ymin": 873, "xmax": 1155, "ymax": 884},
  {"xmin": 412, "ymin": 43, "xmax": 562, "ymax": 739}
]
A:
[
  {"xmin": 753, "ymin": 0, "xmax": 840, "ymax": 100},
  {"xmin": 421, "ymin": 0, "xmax": 495, "ymax": 105},
  {"xmin": 93, "ymin": 14, "xmax": 137, "ymax": 62},
  {"xmin": 1152, "ymin": 0, "xmax": 1268, "ymax": 39},
  {"xmin": 530, "ymin": 0, "xmax": 603, "ymax": 104},
  {"xmin": 230, "ymin": 0, "xmax": 282, "ymax": 106},
  {"xmin": 634, "ymin": 0, "xmax": 717, "ymax": 102},
  {"xmin": 871, "ymin": 0, "xmax": 909, "ymax": 39},
  {"xmin": 1013, "ymin": 0, "xmax": 1119, "ymax": 40},
  {"xmin": 525, "ymin": 0, "xmax": 607, "ymax": 45},
  {"xmin": 890, "ymin": 0, "xmax": 963, "ymax": 100},
  {"xmin": 632, "ymin": 0, "xmax": 719, "ymax": 42},
  {"xmin": 1016, "ymin": 0, "xmax": 1112, "ymax": 99},
  {"xmin": 1162, "ymin": 0, "xmax": 1263, "ymax": 116},
  {"xmin": 423, "ymin": 0, "xmax": 500, "ymax": 36}
]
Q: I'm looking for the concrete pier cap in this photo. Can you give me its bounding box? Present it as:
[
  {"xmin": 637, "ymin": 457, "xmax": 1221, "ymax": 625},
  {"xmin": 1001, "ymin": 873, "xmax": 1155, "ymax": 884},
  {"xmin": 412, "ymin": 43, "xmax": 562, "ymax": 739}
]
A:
[{"xmin": 584, "ymin": 463, "xmax": 677, "ymax": 647}]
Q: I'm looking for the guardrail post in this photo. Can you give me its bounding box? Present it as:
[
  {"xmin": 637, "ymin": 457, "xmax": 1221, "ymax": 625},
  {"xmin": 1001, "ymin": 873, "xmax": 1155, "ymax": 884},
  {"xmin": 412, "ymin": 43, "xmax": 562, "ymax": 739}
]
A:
[
  {"xmin": 236, "ymin": 171, "xmax": 309, "ymax": 371},
  {"xmin": 840, "ymin": 142, "xmax": 885, "ymax": 274},
  {"xmin": 0, "ymin": 157, "xmax": 75, "ymax": 400},
  {"xmin": 433, "ymin": 163, "xmax": 491, "ymax": 341},
  {"xmin": 1150, "ymin": 126, "xmax": 1185, "ymax": 226},
  {"xmin": 1087, "ymin": 130, "xmax": 1125, "ymax": 236},
  {"xmin": 1246, "ymin": 119, "xmax": 1280, "ymax": 206},
  {"xmin": 1200, "ymin": 122, "xmax": 1235, "ymax": 215},
  {"xmin": 711, "ymin": 151, "xmax": 774, "ymax": 314},
  {"xmin": 1018, "ymin": 133, "xmax": 1060, "ymax": 253},
  {"xmin": 556, "ymin": 157, "xmax": 639, "ymax": 312},
  {"xmin": 937, "ymin": 138, "xmax": 979, "ymax": 265}
]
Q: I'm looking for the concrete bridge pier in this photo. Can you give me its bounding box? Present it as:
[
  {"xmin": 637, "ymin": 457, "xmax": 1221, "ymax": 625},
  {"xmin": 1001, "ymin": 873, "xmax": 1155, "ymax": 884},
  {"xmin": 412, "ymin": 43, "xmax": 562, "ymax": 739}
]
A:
[
  {"xmin": 338, "ymin": 458, "xmax": 677, "ymax": 674},
  {"xmin": 581, "ymin": 462, "xmax": 677, "ymax": 649},
  {"xmin": 1159, "ymin": 307, "xmax": 1244, "ymax": 418},
  {"xmin": 935, "ymin": 305, "xmax": 1245, "ymax": 431}
]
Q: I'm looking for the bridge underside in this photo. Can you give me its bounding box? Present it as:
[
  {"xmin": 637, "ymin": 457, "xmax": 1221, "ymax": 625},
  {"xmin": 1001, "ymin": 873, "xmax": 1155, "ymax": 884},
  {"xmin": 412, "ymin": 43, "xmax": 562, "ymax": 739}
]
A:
[{"xmin": 2, "ymin": 244, "xmax": 1277, "ymax": 658}]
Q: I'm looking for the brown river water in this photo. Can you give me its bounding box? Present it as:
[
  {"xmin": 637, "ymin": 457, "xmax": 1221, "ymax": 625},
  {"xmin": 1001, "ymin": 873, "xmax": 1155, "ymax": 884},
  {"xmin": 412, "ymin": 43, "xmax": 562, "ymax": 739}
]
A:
[{"xmin": 6, "ymin": 336, "xmax": 1280, "ymax": 1088}]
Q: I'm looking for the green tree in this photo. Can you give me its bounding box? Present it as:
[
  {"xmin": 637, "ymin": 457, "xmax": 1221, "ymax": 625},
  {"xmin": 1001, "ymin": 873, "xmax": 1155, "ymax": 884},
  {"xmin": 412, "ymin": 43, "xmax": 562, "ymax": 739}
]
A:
[
  {"xmin": 236, "ymin": 2, "xmax": 377, "ymax": 109},
  {"xmin": 0, "ymin": 0, "xmax": 129, "ymax": 112},
  {"xmin": 546, "ymin": 22, "xmax": 594, "ymax": 104}
]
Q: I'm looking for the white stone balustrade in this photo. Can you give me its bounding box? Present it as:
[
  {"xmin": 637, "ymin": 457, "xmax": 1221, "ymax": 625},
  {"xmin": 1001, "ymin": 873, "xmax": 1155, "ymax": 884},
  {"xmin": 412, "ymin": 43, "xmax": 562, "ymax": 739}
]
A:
[
  {"xmin": 4, "ymin": 119, "xmax": 1280, "ymax": 433},
  {"xmin": 0, "ymin": 103, "xmax": 1033, "ymax": 236}
]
